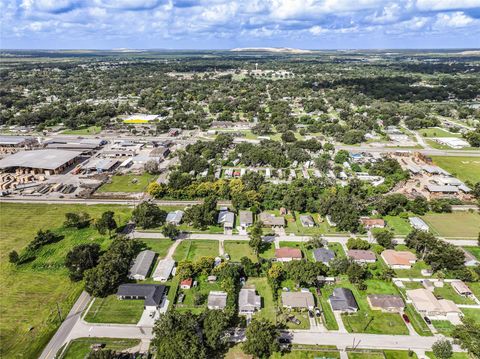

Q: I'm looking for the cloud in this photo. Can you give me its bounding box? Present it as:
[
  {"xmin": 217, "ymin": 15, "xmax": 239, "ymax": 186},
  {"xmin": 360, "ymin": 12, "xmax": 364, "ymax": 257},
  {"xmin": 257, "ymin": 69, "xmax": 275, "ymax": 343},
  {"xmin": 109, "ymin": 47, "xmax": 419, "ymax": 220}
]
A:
[
  {"xmin": 21, "ymin": 0, "xmax": 81, "ymax": 14},
  {"xmin": 416, "ymin": 0, "xmax": 480, "ymax": 11},
  {"xmin": 434, "ymin": 11, "xmax": 476, "ymax": 27},
  {"xmin": 94, "ymin": 0, "xmax": 164, "ymax": 10}
]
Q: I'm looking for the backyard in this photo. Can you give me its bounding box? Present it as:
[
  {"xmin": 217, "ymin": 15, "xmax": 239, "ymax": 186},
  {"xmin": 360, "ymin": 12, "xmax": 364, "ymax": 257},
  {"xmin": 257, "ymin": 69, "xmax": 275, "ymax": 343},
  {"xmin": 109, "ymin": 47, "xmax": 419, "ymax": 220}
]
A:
[
  {"xmin": 98, "ymin": 173, "xmax": 156, "ymax": 193},
  {"xmin": 0, "ymin": 203, "xmax": 132, "ymax": 359},
  {"xmin": 84, "ymin": 296, "xmax": 144, "ymax": 324},
  {"xmin": 421, "ymin": 212, "xmax": 480, "ymax": 238},
  {"xmin": 246, "ymin": 277, "xmax": 276, "ymax": 323},
  {"xmin": 175, "ymin": 276, "xmax": 222, "ymax": 314}
]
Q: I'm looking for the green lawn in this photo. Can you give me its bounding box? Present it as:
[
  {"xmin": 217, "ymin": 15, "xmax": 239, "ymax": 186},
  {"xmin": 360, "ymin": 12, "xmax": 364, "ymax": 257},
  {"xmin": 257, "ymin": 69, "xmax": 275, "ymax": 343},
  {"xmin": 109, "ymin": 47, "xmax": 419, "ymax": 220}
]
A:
[
  {"xmin": 271, "ymin": 349, "xmax": 340, "ymax": 359},
  {"xmin": 317, "ymin": 287, "xmax": 339, "ymax": 330},
  {"xmin": 348, "ymin": 352, "xmax": 384, "ymax": 359},
  {"xmin": 61, "ymin": 337, "xmax": 140, "ymax": 359},
  {"xmin": 431, "ymin": 320, "xmax": 456, "ymax": 336},
  {"xmin": 421, "ymin": 212, "xmax": 480, "ymax": 238},
  {"xmin": 418, "ymin": 128, "xmax": 461, "ymax": 138},
  {"xmin": 0, "ymin": 203, "xmax": 131, "ymax": 359},
  {"xmin": 383, "ymin": 215, "xmax": 412, "ymax": 236},
  {"xmin": 467, "ymin": 282, "xmax": 480, "ymax": 300},
  {"xmin": 426, "ymin": 352, "xmax": 471, "ymax": 359},
  {"xmin": 140, "ymin": 238, "xmax": 173, "ymax": 259},
  {"xmin": 175, "ymin": 276, "xmax": 222, "ymax": 314},
  {"xmin": 430, "ymin": 156, "xmax": 480, "ymax": 183},
  {"xmin": 328, "ymin": 242, "xmax": 345, "ymax": 258},
  {"xmin": 384, "ymin": 350, "xmax": 418, "ymax": 359},
  {"xmin": 84, "ymin": 295, "xmax": 144, "ymax": 324},
  {"xmin": 98, "ymin": 173, "xmax": 156, "ymax": 193},
  {"xmin": 461, "ymin": 308, "xmax": 480, "ymax": 325},
  {"xmin": 61, "ymin": 125, "xmax": 101, "ymax": 135},
  {"xmin": 259, "ymin": 242, "xmax": 276, "ymax": 260},
  {"xmin": 173, "ymin": 240, "xmax": 218, "ymax": 262},
  {"xmin": 464, "ymin": 247, "xmax": 480, "ymax": 260},
  {"xmin": 224, "ymin": 241, "xmax": 256, "ymax": 262},
  {"xmin": 434, "ymin": 283, "xmax": 475, "ymax": 305},
  {"xmin": 246, "ymin": 277, "xmax": 277, "ymax": 323},
  {"xmin": 278, "ymin": 309, "xmax": 310, "ymax": 330}
]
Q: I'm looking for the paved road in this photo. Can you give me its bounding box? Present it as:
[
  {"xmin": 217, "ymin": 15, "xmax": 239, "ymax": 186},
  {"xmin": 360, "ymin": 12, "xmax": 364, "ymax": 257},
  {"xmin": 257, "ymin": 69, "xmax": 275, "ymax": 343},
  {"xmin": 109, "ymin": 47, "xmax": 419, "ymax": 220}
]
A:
[
  {"xmin": 132, "ymin": 231, "xmax": 478, "ymax": 247},
  {"xmin": 0, "ymin": 197, "xmax": 232, "ymax": 206},
  {"xmin": 39, "ymin": 291, "xmax": 91, "ymax": 359},
  {"xmin": 336, "ymin": 145, "xmax": 480, "ymax": 157}
]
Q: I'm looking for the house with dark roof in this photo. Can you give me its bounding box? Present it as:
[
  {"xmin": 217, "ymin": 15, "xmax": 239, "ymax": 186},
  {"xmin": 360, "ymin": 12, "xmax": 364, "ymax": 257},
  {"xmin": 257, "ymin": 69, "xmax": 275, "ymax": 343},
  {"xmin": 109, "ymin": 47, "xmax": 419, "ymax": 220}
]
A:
[
  {"xmin": 313, "ymin": 248, "xmax": 335, "ymax": 265},
  {"xmin": 128, "ymin": 250, "xmax": 156, "ymax": 280},
  {"xmin": 116, "ymin": 284, "xmax": 166, "ymax": 311},
  {"xmin": 329, "ymin": 288, "xmax": 358, "ymax": 312}
]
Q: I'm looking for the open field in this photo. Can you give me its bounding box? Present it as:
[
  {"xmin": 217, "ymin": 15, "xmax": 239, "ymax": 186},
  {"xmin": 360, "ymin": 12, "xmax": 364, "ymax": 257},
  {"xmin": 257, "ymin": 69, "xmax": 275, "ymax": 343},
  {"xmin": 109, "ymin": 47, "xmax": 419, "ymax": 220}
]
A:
[
  {"xmin": 246, "ymin": 277, "xmax": 276, "ymax": 323},
  {"xmin": 224, "ymin": 241, "xmax": 256, "ymax": 262},
  {"xmin": 418, "ymin": 128, "xmax": 461, "ymax": 138},
  {"xmin": 61, "ymin": 337, "xmax": 140, "ymax": 359},
  {"xmin": 172, "ymin": 240, "xmax": 218, "ymax": 261},
  {"xmin": 140, "ymin": 238, "xmax": 173, "ymax": 259},
  {"xmin": 430, "ymin": 156, "xmax": 480, "ymax": 183},
  {"xmin": 0, "ymin": 203, "xmax": 131, "ymax": 359},
  {"xmin": 84, "ymin": 295, "xmax": 144, "ymax": 324},
  {"xmin": 421, "ymin": 212, "xmax": 480, "ymax": 238},
  {"xmin": 426, "ymin": 352, "xmax": 471, "ymax": 359},
  {"xmin": 98, "ymin": 173, "xmax": 156, "ymax": 193},
  {"xmin": 61, "ymin": 125, "xmax": 102, "ymax": 135}
]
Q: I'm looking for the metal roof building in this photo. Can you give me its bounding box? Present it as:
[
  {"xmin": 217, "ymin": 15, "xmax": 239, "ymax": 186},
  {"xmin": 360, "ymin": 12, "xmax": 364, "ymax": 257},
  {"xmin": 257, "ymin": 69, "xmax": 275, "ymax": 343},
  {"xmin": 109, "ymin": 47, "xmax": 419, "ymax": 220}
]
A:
[
  {"xmin": 152, "ymin": 259, "xmax": 175, "ymax": 282},
  {"xmin": 0, "ymin": 149, "xmax": 82, "ymax": 173},
  {"xmin": 409, "ymin": 217, "xmax": 429, "ymax": 232},
  {"xmin": 128, "ymin": 250, "xmax": 156, "ymax": 280},
  {"xmin": 207, "ymin": 291, "xmax": 228, "ymax": 310}
]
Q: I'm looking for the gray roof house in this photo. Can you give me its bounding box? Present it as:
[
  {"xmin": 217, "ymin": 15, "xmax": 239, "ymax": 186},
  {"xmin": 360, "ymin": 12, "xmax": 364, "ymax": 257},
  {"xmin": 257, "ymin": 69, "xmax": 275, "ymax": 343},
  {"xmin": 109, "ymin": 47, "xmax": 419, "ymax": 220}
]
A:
[
  {"xmin": 152, "ymin": 258, "xmax": 175, "ymax": 282},
  {"xmin": 239, "ymin": 210, "xmax": 254, "ymax": 228},
  {"xmin": 128, "ymin": 250, "xmax": 156, "ymax": 280},
  {"xmin": 329, "ymin": 288, "xmax": 358, "ymax": 312},
  {"xmin": 282, "ymin": 291, "xmax": 315, "ymax": 310},
  {"xmin": 299, "ymin": 215, "xmax": 315, "ymax": 227},
  {"xmin": 166, "ymin": 210, "xmax": 184, "ymax": 225},
  {"xmin": 207, "ymin": 291, "xmax": 228, "ymax": 310},
  {"xmin": 239, "ymin": 288, "xmax": 261, "ymax": 314},
  {"xmin": 116, "ymin": 284, "xmax": 166, "ymax": 310},
  {"xmin": 259, "ymin": 212, "xmax": 285, "ymax": 227},
  {"xmin": 218, "ymin": 210, "xmax": 235, "ymax": 230},
  {"xmin": 313, "ymin": 248, "xmax": 335, "ymax": 265}
]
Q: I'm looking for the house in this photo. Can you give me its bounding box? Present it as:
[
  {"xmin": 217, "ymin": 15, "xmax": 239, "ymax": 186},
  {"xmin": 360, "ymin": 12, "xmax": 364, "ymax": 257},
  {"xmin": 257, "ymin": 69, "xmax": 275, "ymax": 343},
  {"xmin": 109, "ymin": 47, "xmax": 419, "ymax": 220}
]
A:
[
  {"xmin": 152, "ymin": 259, "xmax": 175, "ymax": 282},
  {"xmin": 128, "ymin": 250, "xmax": 156, "ymax": 280},
  {"xmin": 116, "ymin": 284, "xmax": 166, "ymax": 311},
  {"xmin": 381, "ymin": 250, "xmax": 417, "ymax": 269},
  {"xmin": 409, "ymin": 217, "xmax": 429, "ymax": 232},
  {"xmin": 275, "ymin": 248, "xmax": 302, "ymax": 262},
  {"xmin": 238, "ymin": 288, "xmax": 261, "ymax": 315},
  {"xmin": 207, "ymin": 291, "xmax": 228, "ymax": 310},
  {"xmin": 299, "ymin": 215, "xmax": 315, "ymax": 227},
  {"xmin": 180, "ymin": 278, "xmax": 193, "ymax": 289},
  {"xmin": 360, "ymin": 217, "xmax": 386, "ymax": 229},
  {"xmin": 406, "ymin": 288, "xmax": 461, "ymax": 318},
  {"xmin": 259, "ymin": 212, "xmax": 285, "ymax": 228},
  {"xmin": 367, "ymin": 294, "xmax": 404, "ymax": 312},
  {"xmin": 313, "ymin": 248, "xmax": 335, "ymax": 265},
  {"xmin": 217, "ymin": 210, "xmax": 235, "ymax": 234},
  {"xmin": 282, "ymin": 291, "xmax": 315, "ymax": 310},
  {"xmin": 166, "ymin": 210, "xmax": 184, "ymax": 225},
  {"xmin": 329, "ymin": 288, "xmax": 358, "ymax": 312},
  {"xmin": 239, "ymin": 210, "xmax": 254, "ymax": 229},
  {"xmin": 207, "ymin": 275, "xmax": 217, "ymax": 283},
  {"xmin": 461, "ymin": 248, "xmax": 478, "ymax": 267},
  {"xmin": 451, "ymin": 281, "xmax": 472, "ymax": 297},
  {"xmin": 347, "ymin": 250, "xmax": 376, "ymax": 264}
]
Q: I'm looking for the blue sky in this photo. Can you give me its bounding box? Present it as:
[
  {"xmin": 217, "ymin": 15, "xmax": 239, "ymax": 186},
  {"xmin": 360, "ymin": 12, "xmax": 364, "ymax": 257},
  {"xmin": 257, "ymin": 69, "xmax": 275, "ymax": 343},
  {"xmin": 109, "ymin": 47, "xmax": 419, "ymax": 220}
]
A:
[{"xmin": 1, "ymin": 0, "xmax": 480, "ymax": 49}]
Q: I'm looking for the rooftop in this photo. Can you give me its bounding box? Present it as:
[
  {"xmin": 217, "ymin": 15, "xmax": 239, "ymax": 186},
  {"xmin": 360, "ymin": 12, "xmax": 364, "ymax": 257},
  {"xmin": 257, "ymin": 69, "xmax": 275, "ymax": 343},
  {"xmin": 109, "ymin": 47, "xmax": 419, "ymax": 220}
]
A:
[
  {"xmin": 128, "ymin": 250, "xmax": 156, "ymax": 279},
  {"xmin": 381, "ymin": 250, "xmax": 417, "ymax": 266},
  {"xmin": 367, "ymin": 294, "xmax": 404, "ymax": 309},
  {"xmin": 347, "ymin": 249, "xmax": 376, "ymax": 261},
  {"xmin": 0, "ymin": 149, "xmax": 83, "ymax": 170},
  {"xmin": 329, "ymin": 288, "xmax": 358, "ymax": 311},
  {"xmin": 275, "ymin": 247, "xmax": 302, "ymax": 259},
  {"xmin": 282, "ymin": 291, "xmax": 315, "ymax": 308},
  {"xmin": 207, "ymin": 291, "xmax": 228, "ymax": 309},
  {"xmin": 313, "ymin": 248, "xmax": 335, "ymax": 263},
  {"xmin": 116, "ymin": 284, "xmax": 166, "ymax": 306}
]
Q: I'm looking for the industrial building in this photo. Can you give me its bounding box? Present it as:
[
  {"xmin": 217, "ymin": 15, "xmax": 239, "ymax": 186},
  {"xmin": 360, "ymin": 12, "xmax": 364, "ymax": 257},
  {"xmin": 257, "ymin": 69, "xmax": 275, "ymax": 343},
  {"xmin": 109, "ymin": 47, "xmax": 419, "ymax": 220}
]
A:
[
  {"xmin": 0, "ymin": 135, "xmax": 38, "ymax": 155},
  {"xmin": 44, "ymin": 137, "xmax": 105, "ymax": 154},
  {"xmin": 0, "ymin": 149, "xmax": 83, "ymax": 175}
]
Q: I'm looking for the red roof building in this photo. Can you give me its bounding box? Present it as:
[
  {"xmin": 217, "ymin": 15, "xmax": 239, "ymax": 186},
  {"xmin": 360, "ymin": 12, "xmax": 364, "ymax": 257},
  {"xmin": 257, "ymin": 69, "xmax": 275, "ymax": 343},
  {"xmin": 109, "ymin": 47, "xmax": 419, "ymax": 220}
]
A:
[{"xmin": 275, "ymin": 248, "xmax": 302, "ymax": 262}]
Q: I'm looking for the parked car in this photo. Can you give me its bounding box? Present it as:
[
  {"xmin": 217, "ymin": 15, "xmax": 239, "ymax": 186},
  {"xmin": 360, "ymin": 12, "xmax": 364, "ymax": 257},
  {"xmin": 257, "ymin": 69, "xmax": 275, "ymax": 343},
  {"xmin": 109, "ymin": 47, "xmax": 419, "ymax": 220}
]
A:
[
  {"xmin": 279, "ymin": 338, "xmax": 291, "ymax": 344},
  {"xmin": 424, "ymin": 316, "xmax": 432, "ymax": 325},
  {"xmin": 315, "ymin": 308, "xmax": 321, "ymax": 317},
  {"xmin": 308, "ymin": 310, "xmax": 314, "ymax": 318},
  {"xmin": 288, "ymin": 316, "xmax": 301, "ymax": 325},
  {"xmin": 402, "ymin": 314, "xmax": 410, "ymax": 323},
  {"xmin": 224, "ymin": 253, "xmax": 230, "ymax": 260}
]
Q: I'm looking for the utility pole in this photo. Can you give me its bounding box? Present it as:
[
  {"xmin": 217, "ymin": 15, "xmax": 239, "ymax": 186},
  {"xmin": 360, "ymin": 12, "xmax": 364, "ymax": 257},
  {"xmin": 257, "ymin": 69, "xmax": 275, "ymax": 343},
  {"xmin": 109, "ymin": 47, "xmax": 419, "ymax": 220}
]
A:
[{"xmin": 56, "ymin": 302, "xmax": 63, "ymax": 322}]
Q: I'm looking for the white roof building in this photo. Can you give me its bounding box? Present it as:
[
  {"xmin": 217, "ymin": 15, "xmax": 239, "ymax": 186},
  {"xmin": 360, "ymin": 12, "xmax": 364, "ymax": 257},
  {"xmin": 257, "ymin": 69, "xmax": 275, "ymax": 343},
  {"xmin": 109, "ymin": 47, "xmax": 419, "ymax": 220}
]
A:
[
  {"xmin": 152, "ymin": 259, "xmax": 175, "ymax": 282},
  {"xmin": 409, "ymin": 217, "xmax": 429, "ymax": 232}
]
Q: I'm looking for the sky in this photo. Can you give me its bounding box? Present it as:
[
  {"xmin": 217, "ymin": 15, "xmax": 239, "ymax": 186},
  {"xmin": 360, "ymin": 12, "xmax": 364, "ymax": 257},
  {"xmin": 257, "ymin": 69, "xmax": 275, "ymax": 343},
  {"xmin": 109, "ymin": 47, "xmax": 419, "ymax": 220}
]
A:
[{"xmin": 1, "ymin": 0, "xmax": 480, "ymax": 50}]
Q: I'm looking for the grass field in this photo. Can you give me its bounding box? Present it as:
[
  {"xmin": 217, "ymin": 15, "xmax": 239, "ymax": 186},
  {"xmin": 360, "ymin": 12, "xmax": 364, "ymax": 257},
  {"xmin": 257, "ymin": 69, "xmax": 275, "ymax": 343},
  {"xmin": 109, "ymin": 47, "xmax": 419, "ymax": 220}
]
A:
[
  {"xmin": 84, "ymin": 296, "xmax": 144, "ymax": 324},
  {"xmin": 383, "ymin": 215, "xmax": 412, "ymax": 235},
  {"xmin": 464, "ymin": 246, "xmax": 480, "ymax": 260},
  {"xmin": 61, "ymin": 337, "xmax": 140, "ymax": 359},
  {"xmin": 98, "ymin": 173, "xmax": 156, "ymax": 193},
  {"xmin": 461, "ymin": 308, "xmax": 480, "ymax": 324},
  {"xmin": 224, "ymin": 241, "xmax": 256, "ymax": 262},
  {"xmin": 418, "ymin": 128, "xmax": 461, "ymax": 138},
  {"xmin": 61, "ymin": 125, "xmax": 102, "ymax": 135},
  {"xmin": 317, "ymin": 287, "xmax": 339, "ymax": 330},
  {"xmin": 0, "ymin": 203, "xmax": 131, "ymax": 359},
  {"xmin": 140, "ymin": 238, "xmax": 173, "ymax": 259},
  {"xmin": 430, "ymin": 156, "xmax": 480, "ymax": 183},
  {"xmin": 246, "ymin": 277, "xmax": 276, "ymax": 323},
  {"xmin": 431, "ymin": 320, "xmax": 456, "ymax": 336},
  {"xmin": 172, "ymin": 240, "xmax": 218, "ymax": 262},
  {"xmin": 421, "ymin": 212, "xmax": 480, "ymax": 238},
  {"xmin": 426, "ymin": 352, "xmax": 471, "ymax": 359}
]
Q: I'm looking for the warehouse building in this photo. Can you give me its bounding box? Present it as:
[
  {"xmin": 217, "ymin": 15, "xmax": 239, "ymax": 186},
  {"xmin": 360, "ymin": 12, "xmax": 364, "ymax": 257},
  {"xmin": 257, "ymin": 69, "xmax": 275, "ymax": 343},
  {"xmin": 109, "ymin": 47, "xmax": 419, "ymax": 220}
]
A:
[
  {"xmin": 0, "ymin": 135, "xmax": 38, "ymax": 155},
  {"xmin": 0, "ymin": 149, "xmax": 83, "ymax": 175}
]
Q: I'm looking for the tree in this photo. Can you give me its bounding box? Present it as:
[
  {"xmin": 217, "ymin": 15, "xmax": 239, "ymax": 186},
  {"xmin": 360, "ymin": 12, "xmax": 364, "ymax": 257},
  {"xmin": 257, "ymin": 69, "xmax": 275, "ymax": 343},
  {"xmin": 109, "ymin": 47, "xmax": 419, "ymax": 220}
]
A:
[
  {"xmin": 183, "ymin": 196, "xmax": 217, "ymax": 229},
  {"xmin": 202, "ymin": 310, "xmax": 230, "ymax": 352},
  {"xmin": 64, "ymin": 212, "xmax": 90, "ymax": 229},
  {"xmin": 464, "ymin": 128, "xmax": 480, "ymax": 147},
  {"xmin": 347, "ymin": 262, "xmax": 367, "ymax": 284},
  {"xmin": 334, "ymin": 150, "xmax": 349, "ymax": 164},
  {"xmin": 95, "ymin": 211, "xmax": 117, "ymax": 236},
  {"xmin": 248, "ymin": 221, "xmax": 263, "ymax": 255},
  {"xmin": 144, "ymin": 160, "xmax": 160, "ymax": 174},
  {"xmin": 432, "ymin": 339, "xmax": 453, "ymax": 359},
  {"xmin": 346, "ymin": 237, "xmax": 370, "ymax": 250},
  {"xmin": 132, "ymin": 202, "xmax": 167, "ymax": 229},
  {"xmin": 281, "ymin": 131, "xmax": 296, "ymax": 143},
  {"xmin": 65, "ymin": 243, "xmax": 101, "ymax": 281},
  {"xmin": 373, "ymin": 229, "xmax": 394, "ymax": 249},
  {"xmin": 284, "ymin": 260, "xmax": 328, "ymax": 286},
  {"xmin": 452, "ymin": 317, "xmax": 480, "ymax": 357},
  {"xmin": 147, "ymin": 182, "xmax": 167, "ymax": 198},
  {"xmin": 243, "ymin": 319, "xmax": 279, "ymax": 358},
  {"xmin": 161, "ymin": 223, "xmax": 180, "ymax": 240},
  {"xmin": 27, "ymin": 230, "xmax": 63, "ymax": 251},
  {"xmin": 152, "ymin": 311, "xmax": 207, "ymax": 359},
  {"xmin": 8, "ymin": 250, "xmax": 19, "ymax": 264}
]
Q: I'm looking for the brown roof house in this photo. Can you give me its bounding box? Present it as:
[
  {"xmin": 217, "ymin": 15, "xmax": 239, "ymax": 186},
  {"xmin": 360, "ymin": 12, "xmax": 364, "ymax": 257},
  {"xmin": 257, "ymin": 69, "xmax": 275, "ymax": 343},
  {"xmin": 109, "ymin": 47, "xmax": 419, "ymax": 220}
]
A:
[
  {"xmin": 360, "ymin": 217, "xmax": 386, "ymax": 229},
  {"xmin": 275, "ymin": 248, "xmax": 302, "ymax": 262},
  {"xmin": 407, "ymin": 289, "xmax": 461, "ymax": 318},
  {"xmin": 347, "ymin": 250, "xmax": 376, "ymax": 264},
  {"xmin": 259, "ymin": 212, "xmax": 285, "ymax": 228},
  {"xmin": 381, "ymin": 250, "xmax": 417, "ymax": 269},
  {"xmin": 367, "ymin": 294, "xmax": 404, "ymax": 312}
]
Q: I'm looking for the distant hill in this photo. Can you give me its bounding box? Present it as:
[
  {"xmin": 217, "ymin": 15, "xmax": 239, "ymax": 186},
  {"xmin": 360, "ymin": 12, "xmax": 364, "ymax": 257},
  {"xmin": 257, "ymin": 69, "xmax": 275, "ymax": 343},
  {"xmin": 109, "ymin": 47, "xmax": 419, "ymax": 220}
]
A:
[{"xmin": 230, "ymin": 47, "xmax": 313, "ymax": 54}]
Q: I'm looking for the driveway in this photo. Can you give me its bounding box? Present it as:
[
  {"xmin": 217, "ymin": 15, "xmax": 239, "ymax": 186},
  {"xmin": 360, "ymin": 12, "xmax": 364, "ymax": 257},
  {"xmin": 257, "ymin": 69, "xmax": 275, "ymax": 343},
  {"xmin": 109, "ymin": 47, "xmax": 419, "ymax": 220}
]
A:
[{"xmin": 333, "ymin": 311, "xmax": 347, "ymax": 333}]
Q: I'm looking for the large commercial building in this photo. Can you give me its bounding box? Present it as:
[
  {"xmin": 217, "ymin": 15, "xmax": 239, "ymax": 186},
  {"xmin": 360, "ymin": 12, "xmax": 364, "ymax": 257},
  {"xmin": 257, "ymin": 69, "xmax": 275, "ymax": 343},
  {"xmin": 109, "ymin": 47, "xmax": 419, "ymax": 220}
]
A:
[{"xmin": 0, "ymin": 149, "xmax": 83, "ymax": 175}]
